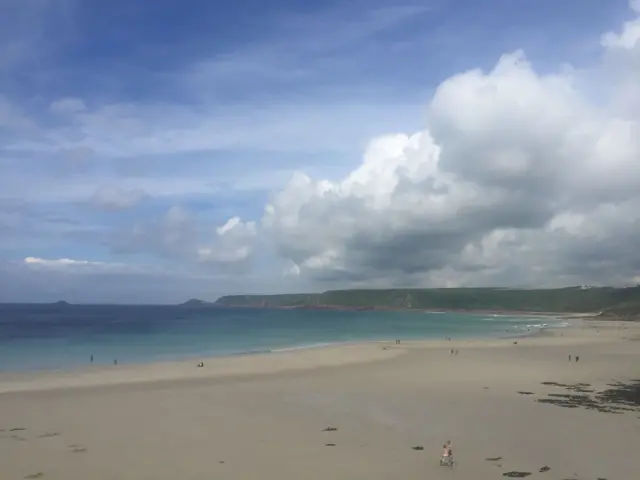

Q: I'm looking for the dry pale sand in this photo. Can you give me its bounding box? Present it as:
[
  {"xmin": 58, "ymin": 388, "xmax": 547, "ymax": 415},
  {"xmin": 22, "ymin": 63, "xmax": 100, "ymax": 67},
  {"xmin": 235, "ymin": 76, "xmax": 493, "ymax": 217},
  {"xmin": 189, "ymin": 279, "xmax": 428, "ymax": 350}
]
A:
[{"xmin": 1, "ymin": 319, "xmax": 639, "ymax": 480}]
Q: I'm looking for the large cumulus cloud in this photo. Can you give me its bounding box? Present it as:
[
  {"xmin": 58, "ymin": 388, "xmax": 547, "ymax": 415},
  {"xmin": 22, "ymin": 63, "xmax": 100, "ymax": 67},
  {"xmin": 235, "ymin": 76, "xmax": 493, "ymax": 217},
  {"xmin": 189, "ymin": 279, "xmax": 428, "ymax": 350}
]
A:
[{"xmin": 261, "ymin": 2, "xmax": 640, "ymax": 288}]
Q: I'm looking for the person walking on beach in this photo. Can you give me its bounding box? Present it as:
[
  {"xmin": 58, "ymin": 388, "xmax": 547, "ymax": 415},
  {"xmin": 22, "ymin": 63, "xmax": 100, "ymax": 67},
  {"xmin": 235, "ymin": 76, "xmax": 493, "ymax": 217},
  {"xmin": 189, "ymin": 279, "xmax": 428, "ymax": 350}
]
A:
[{"xmin": 568, "ymin": 354, "xmax": 572, "ymax": 362}]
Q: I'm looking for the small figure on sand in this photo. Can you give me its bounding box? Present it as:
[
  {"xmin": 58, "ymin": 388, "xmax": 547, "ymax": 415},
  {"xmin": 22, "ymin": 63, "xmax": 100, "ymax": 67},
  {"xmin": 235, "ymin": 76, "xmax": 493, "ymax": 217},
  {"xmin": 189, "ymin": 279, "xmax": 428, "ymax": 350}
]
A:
[
  {"xmin": 569, "ymin": 354, "xmax": 572, "ymax": 362},
  {"xmin": 113, "ymin": 359, "xmax": 118, "ymax": 365},
  {"xmin": 90, "ymin": 354, "xmax": 94, "ymax": 363},
  {"xmin": 575, "ymin": 355, "xmax": 580, "ymax": 362},
  {"xmin": 440, "ymin": 440, "xmax": 454, "ymax": 467},
  {"xmin": 197, "ymin": 362, "xmax": 204, "ymax": 367}
]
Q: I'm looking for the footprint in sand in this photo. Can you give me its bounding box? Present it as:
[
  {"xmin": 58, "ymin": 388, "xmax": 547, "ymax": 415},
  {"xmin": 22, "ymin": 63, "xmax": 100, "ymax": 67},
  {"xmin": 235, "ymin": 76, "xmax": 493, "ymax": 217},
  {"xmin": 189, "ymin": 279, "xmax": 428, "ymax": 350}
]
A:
[
  {"xmin": 38, "ymin": 432, "xmax": 60, "ymax": 438},
  {"xmin": 325, "ymin": 443, "xmax": 336, "ymax": 447},
  {"xmin": 68, "ymin": 445, "xmax": 87, "ymax": 453},
  {"xmin": 322, "ymin": 427, "xmax": 338, "ymax": 432},
  {"xmin": 24, "ymin": 473, "xmax": 44, "ymax": 479}
]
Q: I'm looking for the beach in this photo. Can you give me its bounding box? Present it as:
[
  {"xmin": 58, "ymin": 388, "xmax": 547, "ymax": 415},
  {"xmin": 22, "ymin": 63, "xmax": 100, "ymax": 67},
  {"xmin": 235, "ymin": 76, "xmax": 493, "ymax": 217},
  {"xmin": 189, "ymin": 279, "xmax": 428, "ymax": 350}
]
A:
[{"xmin": 1, "ymin": 319, "xmax": 639, "ymax": 479}]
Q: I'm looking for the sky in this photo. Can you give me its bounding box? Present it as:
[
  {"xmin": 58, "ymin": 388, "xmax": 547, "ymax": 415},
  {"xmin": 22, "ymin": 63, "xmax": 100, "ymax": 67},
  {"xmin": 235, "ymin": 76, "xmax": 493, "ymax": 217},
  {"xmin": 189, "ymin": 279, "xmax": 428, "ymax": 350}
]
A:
[{"xmin": 1, "ymin": 0, "xmax": 639, "ymax": 304}]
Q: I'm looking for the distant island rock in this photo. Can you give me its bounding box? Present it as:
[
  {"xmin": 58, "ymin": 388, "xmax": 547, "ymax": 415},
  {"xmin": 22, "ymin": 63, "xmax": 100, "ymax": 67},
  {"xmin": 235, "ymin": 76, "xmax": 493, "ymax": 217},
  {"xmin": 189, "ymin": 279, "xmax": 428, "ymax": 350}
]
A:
[{"xmin": 53, "ymin": 300, "xmax": 70, "ymax": 306}]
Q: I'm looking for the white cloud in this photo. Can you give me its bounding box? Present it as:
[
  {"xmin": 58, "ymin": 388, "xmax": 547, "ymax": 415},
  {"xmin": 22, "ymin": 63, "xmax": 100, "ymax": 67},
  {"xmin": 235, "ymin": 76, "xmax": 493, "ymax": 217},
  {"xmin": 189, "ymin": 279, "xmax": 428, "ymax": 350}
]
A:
[
  {"xmin": 261, "ymin": 4, "xmax": 640, "ymax": 288},
  {"xmin": 600, "ymin": 1, "xmax": 640, "ymax": 119},
  {"xmin": 601, "ymin": 19, "xmax": 640, "ymax": 50},
  {"xmin": 198, "ymin": 217, "xmax": 257, "ymax": 265}
]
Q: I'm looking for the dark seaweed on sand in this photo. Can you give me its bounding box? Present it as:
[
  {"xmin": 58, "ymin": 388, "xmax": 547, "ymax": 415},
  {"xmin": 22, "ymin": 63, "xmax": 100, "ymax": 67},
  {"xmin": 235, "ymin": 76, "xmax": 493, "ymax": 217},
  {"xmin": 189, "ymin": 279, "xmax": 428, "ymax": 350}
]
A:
[
  {"xmin": 536, "ymin": 379, "xmax": 640, "ymax": 414},
  {"xmin": 597, "ymin": 379, "xmax": 640, "ymax": 407}
]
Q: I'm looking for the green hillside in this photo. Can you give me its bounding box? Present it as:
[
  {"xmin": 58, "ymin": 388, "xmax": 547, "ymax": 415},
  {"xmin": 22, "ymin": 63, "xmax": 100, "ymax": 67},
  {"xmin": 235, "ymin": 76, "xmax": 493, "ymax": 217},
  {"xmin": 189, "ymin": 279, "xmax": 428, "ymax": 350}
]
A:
[{"xmin": 213, "ymin": 286, "xmax": 640, "ymax": 316}]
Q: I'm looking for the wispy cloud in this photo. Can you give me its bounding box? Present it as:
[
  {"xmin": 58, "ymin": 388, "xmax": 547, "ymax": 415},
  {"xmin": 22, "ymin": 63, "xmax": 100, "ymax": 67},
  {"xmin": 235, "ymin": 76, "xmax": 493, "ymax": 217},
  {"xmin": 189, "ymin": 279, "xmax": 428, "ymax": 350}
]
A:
[
  {"xmin": 24, "ymin": 256, "xmax": 124, "ymax": 270},
  {"xmin": 91, "ymin": 185, "xmax": 147, "ymax": 211}
]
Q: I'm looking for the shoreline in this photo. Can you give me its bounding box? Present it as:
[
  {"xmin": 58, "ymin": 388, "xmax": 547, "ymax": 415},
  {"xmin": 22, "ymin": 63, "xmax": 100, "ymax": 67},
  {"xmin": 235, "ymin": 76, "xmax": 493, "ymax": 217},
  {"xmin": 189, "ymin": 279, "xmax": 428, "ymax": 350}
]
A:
[
  {"xmin": 0, "ymin": 313, "xmax": 566, "ymax": 378},
  {"xmin": 212, "ymin": 303, "xmax": 599, "ymax": 317},
  {"xmin": 0, "ymin": 317, "xmax": 595, "ymax": 395}
]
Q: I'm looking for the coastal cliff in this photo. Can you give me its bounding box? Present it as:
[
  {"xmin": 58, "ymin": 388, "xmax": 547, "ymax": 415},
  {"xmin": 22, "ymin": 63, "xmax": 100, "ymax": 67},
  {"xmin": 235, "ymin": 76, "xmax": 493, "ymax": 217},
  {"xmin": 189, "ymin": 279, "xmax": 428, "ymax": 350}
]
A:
[{"xmin": 213, "ymin": 286, "xmax": 640, "ymax": 317}]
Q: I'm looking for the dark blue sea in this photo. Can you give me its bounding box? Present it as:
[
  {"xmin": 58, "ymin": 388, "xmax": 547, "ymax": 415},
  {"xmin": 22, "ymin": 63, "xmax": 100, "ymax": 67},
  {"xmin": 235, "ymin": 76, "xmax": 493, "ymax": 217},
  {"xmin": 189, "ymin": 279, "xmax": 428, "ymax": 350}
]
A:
[{"xmin": 0, "ymin": 304, "xmax": 563, "ymax": 372}]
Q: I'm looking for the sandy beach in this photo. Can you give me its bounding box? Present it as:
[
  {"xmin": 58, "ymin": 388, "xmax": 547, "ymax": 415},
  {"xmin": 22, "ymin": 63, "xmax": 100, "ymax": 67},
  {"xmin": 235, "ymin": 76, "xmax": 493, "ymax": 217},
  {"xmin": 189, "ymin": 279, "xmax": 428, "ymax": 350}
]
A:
[{"xmin": 1, "ymin": 320, "xmax": 639, "ymax": 480}]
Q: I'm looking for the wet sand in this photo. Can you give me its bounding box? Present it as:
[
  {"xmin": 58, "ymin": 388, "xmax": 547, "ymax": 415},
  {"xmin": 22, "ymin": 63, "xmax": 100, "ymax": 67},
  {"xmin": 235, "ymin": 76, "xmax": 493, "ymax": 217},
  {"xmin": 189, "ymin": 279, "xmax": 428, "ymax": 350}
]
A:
[{"xmin": 1, "ymin": 320, "xmax": 639, "ymax": 479}]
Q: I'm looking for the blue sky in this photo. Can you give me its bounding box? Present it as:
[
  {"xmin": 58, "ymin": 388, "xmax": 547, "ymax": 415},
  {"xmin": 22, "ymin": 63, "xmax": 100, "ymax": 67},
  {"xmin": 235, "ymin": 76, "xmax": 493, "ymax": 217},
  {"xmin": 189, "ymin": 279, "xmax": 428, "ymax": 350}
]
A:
[{"xmin": 1, "ymin": 0, "xmax": 639, "ymax": 303}]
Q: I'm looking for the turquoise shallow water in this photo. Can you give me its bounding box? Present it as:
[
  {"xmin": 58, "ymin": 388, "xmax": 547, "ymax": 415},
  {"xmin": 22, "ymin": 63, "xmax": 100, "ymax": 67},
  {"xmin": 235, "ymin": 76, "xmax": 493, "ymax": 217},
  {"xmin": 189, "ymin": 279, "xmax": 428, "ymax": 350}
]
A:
[{"xmin": 0, "ymin": 304, "xmax": 564, "ymax": 372}]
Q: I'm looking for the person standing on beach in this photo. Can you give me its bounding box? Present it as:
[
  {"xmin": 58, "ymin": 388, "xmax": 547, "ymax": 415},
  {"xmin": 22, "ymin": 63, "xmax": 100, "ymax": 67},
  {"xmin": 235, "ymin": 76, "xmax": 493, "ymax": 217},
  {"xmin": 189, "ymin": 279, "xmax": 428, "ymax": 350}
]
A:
[
  {"xmin": 444, "ymin": 440, "xmax": 453, "ymax": 464},
  {"xmin": 441, "ymin": 443, "xmax": 450, "ymax": 464}
]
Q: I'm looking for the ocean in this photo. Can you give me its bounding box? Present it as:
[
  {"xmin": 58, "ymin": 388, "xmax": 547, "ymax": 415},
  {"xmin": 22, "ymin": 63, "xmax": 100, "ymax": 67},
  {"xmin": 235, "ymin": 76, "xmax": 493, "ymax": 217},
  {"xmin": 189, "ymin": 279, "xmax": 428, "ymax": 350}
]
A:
[{"xmin": 0, "ymin": 304, "xmax": 563, "ymax": 372}]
